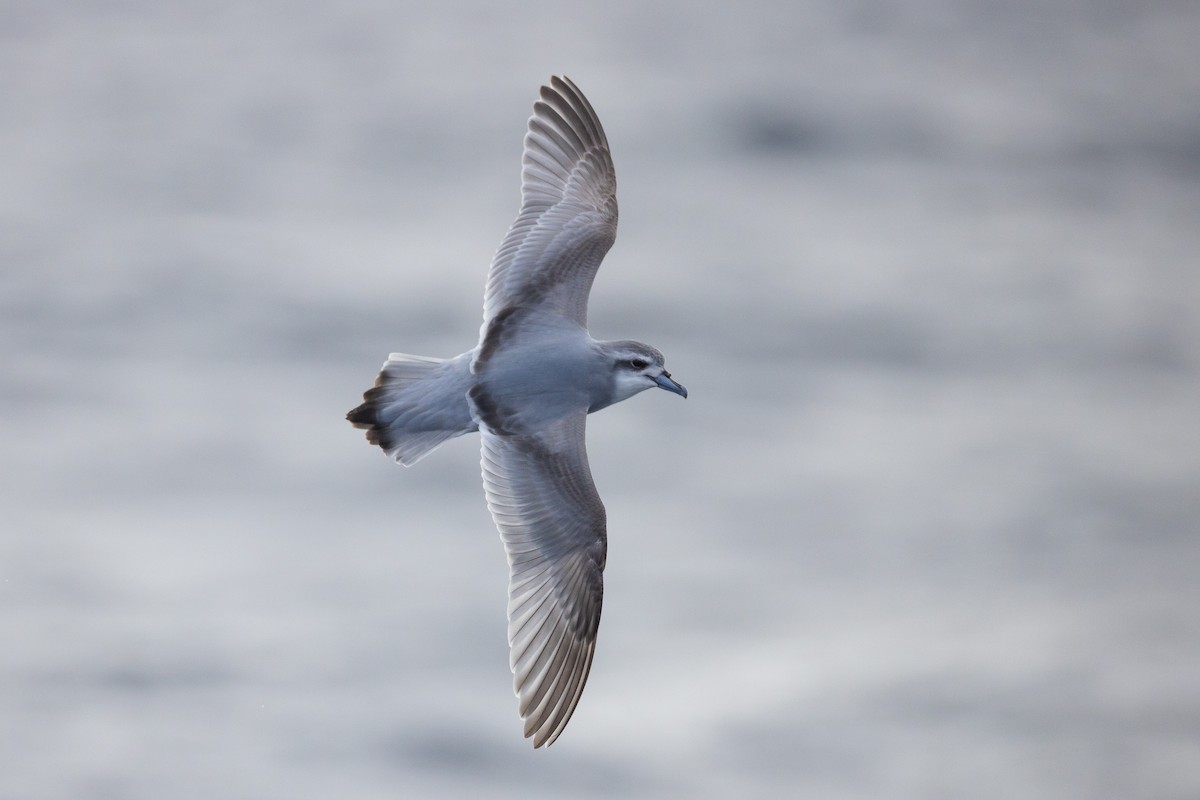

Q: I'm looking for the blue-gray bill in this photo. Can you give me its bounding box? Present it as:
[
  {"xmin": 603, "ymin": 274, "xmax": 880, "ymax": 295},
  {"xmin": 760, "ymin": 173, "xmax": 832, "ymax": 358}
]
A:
[{"xmin": 654, "ymin": 372, "xmax": 688, "ymax": 398}]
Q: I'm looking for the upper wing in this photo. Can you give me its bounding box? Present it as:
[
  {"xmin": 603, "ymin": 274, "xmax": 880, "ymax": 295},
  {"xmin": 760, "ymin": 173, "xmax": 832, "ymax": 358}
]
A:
[
  {"xmin": 471, "ymin": 399, "xmax": 607, "ymax": 748},
  {"xmin": 480, "ymin": 76, "xmax": 618, "ymax": 331}
]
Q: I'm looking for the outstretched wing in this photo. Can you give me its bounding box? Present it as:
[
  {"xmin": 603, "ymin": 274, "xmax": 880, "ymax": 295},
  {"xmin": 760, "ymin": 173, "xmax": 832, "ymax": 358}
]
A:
[
  {"xmin": 471, "ymin": 399, "xmax": 607, "ymax": 748},
  {"xmin": 480, "ymin": 76, "xmax": 618, "ymax": 331}
]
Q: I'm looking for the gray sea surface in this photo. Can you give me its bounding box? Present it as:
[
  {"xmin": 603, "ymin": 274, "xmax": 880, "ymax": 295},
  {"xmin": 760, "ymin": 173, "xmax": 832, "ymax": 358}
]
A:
[{"xmin": 4, "ymin": 2, "xmax": 1199, "ymax": 798}]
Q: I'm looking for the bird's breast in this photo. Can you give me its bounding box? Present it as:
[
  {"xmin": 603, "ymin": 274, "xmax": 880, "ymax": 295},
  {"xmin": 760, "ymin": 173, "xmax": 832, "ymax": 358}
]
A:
[{"xmin": 473, "ymin": 324, "xmax": 608, "ymax": 429}]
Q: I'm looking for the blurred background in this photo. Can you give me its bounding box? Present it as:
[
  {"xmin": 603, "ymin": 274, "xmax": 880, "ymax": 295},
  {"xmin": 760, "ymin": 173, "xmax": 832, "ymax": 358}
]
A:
[{"xmin": 3, "ymin": 1, "xmax": 1199, "ymax": 797}]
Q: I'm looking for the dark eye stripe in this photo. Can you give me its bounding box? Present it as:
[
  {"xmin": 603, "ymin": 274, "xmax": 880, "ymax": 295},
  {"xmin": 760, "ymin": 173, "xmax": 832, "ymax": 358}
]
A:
[{"xmin": 627, "ymin": 358, "xmax": 649, "ymax": 370}]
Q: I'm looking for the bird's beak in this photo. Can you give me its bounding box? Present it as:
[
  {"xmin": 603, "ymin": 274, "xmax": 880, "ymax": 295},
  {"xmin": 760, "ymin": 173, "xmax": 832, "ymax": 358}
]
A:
[{"xmin": 654, "ymin": 371, "xmax": 688, "ymax": 398}]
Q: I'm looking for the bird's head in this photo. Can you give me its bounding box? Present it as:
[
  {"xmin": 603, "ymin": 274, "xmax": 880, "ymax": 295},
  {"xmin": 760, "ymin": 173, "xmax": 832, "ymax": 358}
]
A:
[{"xmin": 605, "ymin": 341, "xmax": 687, "ymax": 404}]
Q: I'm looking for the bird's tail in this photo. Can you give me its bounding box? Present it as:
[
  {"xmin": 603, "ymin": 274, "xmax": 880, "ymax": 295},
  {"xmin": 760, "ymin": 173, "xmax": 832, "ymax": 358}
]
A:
[{"xmin": 347, "ymin": 353, "xmax": 475, "ymax": 466}]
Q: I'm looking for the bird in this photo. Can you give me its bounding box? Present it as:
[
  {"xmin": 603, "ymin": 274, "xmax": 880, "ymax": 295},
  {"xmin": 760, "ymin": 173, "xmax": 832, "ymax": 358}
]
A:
[{"xmin": 347, "ymin": 76, "xmax": 686, "ymax": 748}]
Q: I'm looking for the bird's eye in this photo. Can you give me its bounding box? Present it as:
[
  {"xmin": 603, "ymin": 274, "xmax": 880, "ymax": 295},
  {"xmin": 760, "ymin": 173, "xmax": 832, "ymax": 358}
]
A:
[{"xmin": 627, "ymin": 358, "xmax": 649, "ymax": 370}]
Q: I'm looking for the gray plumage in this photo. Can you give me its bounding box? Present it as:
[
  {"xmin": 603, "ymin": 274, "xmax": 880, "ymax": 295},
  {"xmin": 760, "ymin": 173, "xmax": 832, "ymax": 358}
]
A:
[{"xmin": 347, "ymin": 76, "xmax": 686, "ymax": 748}]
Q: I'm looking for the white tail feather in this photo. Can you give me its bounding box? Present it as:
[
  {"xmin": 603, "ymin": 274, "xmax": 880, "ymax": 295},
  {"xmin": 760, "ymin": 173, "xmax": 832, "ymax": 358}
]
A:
[{"xmin": 347, "ymin": 352, "xmax": 476, "ymax": 466}]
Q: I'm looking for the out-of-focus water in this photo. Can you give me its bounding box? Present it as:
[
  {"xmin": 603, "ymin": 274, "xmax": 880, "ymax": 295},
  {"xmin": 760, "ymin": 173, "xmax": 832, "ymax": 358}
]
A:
[{"xmin": 4, "ymin": 2, "xmax": 1199, "ymax": 797}]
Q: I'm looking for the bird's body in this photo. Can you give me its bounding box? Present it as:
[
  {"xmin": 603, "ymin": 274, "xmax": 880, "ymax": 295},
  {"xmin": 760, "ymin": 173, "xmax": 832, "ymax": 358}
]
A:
[{"xmin": 348, "ymin": 76, "xmax": 685, "ymax": 747}]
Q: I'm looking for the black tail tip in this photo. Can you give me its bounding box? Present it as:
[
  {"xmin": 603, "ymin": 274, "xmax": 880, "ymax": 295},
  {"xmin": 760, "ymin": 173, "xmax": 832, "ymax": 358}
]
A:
[
  {"xmin": 347, "ymin": 397, "xmax": 394, "ymax": 449},
  {"xmin": 346, "ymin": 401, "xmax": 374, "ymax": 428},
  {"xmin": 347, "ymin": 382, "xmax": 389, "ymax": 427}
]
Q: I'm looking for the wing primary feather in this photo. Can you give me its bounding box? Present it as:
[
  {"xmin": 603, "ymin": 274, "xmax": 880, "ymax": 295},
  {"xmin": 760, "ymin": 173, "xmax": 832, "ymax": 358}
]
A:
[
  {"xmin": 522, "ymin": 624, "xmax": 576, "ymax": 723},
  {"xmin": 518, "ymin": 615, "xmax": 571, "ymax": 714},
  {"xmin": 530, "ymin": 108, "xmax": 586, "ymax": 158},
  {"xmin": 543, "ymin": 644, "xmax": 588, "ymax": 739},
  {"xmin": 510, "ymin": 603, "xmax": 556, "ymax": 674},
  {"xmin": 556, "ymin": 76, "xmax": 607, "ymax": 145},
  {"xmin": 544, "ymin": 645, "xmax": 596, "ymax": 745},
  {"xmin": 512, "ymin": 601, "xmax": 561, "ymax": 681}
]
